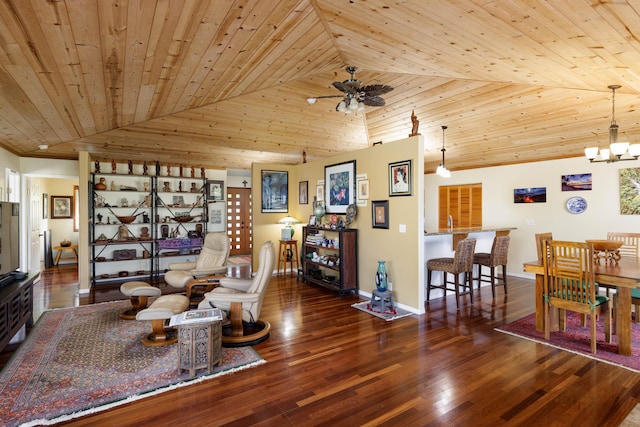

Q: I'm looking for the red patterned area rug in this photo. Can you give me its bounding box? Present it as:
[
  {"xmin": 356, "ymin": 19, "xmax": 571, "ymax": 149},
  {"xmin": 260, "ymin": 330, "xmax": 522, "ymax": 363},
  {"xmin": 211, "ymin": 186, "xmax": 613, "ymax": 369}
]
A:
[
  {"xmin": 0, "ymin": 301, "xmax": 265, "ymax": 426},
  {"xmin": 495, "ymin": 312, "xmax": 640, "ymax": 373}
]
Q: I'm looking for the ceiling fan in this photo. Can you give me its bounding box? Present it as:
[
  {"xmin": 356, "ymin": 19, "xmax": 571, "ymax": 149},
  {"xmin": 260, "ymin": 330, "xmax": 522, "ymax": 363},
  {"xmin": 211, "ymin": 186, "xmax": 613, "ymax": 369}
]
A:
[{"xmin": 307, "ymin": 66, "xmax": 393, "ymax": 113}]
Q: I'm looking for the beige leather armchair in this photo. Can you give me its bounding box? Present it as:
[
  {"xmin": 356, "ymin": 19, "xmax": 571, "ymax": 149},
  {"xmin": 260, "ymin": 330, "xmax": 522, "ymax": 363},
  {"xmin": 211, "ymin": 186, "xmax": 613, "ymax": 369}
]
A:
[
  {"xmin": 164, "ymin": 232, "xmax": 230, "ymax": 296},
  {"xmin": 199, "ymin": 240, "xmax": 275, "ymax": 346}
]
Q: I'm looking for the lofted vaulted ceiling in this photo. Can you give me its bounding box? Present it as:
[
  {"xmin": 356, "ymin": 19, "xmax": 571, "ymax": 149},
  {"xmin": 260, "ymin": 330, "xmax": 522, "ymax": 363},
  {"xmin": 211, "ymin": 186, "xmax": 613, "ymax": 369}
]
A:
[{"xmin": 2, "ymin": 0, "xmax": 640, "ymax": 173}]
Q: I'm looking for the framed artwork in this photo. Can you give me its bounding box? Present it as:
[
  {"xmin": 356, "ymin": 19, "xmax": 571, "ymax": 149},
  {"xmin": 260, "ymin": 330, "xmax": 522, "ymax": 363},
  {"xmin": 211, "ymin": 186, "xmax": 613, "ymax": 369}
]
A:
[
  {"xmin": 316, "ymin": 184, "xmax": 324, "ymax": 202},
  {"xmin": 299, "ymin": 181, "xmax": 308, "ymax": 204},
  {"xmin": 513, "ymin": 187, "xmax": 547, "ymax": 203},
  {"xmin": 561, "ymin": 173, "xmax": 592, "ymax": 191},
  {"xmin": 357, "ymin": 178, "xmax": 369, "ymax": 200},
  {"xmin": 261, "ymin": 170, "xmax": 288, "ymax": 213},
  {"xmin": 309, "ymin": 215, "xmax": 317, "ymax": 226},
  {"xmin": 389, "ymin": 159, "xmax": 412, "ymax": 196},
  {"xmin": 43, "ymin": 193, "xmax": 48, "ymax": 219},
  {"xmin": 208, "ymin": 202, "xmax": 226, "ymax": 232},
  {"xmin": 324, "ymin": 160, "xmax": 356, "ymax": 213},
  {"xmin": 372, "ymin": 200, "xmax": 389, "ymax": 229},
  {"xmin": 73, "ymin": 185, "xmax": 79, "ymax": 231},
  {"xmin": 620, "ymin": 168, "xmax": 640, "ymax": 214},
  {"xmin": 51, "ymin": 195, "xmax": 73, "ymax": 219},
  {"xmin": 207, "ymin": 180, "xmax": 224, "ymax": 201}
]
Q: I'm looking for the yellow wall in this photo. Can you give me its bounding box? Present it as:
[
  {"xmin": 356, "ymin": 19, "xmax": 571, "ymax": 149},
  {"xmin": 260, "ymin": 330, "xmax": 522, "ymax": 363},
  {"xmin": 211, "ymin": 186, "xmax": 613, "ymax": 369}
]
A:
[{"xmin": 253, "ymin": 136, "xmax": 425, "ymax": 313}]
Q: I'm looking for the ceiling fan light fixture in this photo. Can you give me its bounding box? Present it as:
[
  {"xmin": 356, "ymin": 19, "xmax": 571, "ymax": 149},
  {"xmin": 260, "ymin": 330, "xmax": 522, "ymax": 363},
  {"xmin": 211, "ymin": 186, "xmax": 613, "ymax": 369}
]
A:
[
  {"xmin": 585, "ymin": 85, "xmax": 640, "ymax": 163},
  {"xmin": 357, "ymin": 101, "xmax": 365, "ymax": 112},
  {"xmin": 337, "ymin": 100, "xmax": 347, "ymax": 112},
  {"xmin": 348, "ymin": 97, "xmax": 358, "ymax": 110}
]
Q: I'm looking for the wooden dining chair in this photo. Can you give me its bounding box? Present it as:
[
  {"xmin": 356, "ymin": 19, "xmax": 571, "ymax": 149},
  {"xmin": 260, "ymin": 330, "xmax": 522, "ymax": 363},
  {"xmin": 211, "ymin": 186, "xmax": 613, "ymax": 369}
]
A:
[
  {"xmin": 427, "ymin": 238, "xmax": 476, "ymax": 309},
  {"xmin": 543, "ymin": 240, "xmax": 612, "ymax": 354},
  {"xmin": 607, "ymin": 232, "xmax": 640, "ymax": 258},
  {"xmin": 607, "ymin": 232, "xmax": 640, "ymax": 321},
  {"xmin": 535, "ymin": 232, "xmax": 553, "ymax": 261}
]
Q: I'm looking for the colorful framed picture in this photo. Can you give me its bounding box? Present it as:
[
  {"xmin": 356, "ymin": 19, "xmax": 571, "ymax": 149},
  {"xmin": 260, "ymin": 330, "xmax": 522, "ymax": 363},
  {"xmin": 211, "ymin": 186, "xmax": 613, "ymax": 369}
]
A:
[
  {"xmin": 207, "ymin": 180, "xmax": 224, "ymax": 201},
  {"xmin": 389, "ymin": 159, "xmax": 412, "ymax": 196},
  {"xmin": 51, "ymin": 195, "xmax": 73, "ymax": 219},
  {"xmin": 299, "ymin": 181, "xmax": 308, "ymax": 204},
  {"xmin": 561, "ymin": 173, "xmax": 592, "ymax": 191},
  {"xmin": 372, "ymin": 200, "xmax": 389, "ymax": 229},
  {"xmin": 261, "ymin": 170, "xmax": 288, "ymax": 213},
  {"xmin": 324, "ymin": 160, "xmax": 356, "ymax": 214},
  {"xmin": 513, "ymin": 187, "xmax": 547, "ymax": 203}
]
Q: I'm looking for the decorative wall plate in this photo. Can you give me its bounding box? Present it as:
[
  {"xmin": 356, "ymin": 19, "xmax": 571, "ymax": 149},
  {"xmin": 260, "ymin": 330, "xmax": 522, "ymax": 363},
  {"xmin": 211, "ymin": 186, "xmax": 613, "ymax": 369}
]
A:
[{"xmin": 566, "ymin": 196, "xmax": 587, "ymax": 214}]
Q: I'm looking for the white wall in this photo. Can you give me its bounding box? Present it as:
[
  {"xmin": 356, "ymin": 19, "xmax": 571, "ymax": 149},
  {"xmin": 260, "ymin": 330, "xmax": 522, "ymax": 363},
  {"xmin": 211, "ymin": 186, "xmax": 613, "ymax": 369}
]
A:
[{"xmin": 425, "ymin": 156, "xmax": 640, "ymax": 279}]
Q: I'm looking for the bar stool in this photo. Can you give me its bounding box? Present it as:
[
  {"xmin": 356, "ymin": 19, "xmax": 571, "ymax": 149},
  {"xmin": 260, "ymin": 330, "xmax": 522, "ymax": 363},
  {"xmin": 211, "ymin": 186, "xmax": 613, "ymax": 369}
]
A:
[
  {"xmin": 426, "ymin": 238, "xmax": 476, "ymax": 309},
  {"xmin": 474, "ymin": 235, "xmax": 510, "ymax": 298}
]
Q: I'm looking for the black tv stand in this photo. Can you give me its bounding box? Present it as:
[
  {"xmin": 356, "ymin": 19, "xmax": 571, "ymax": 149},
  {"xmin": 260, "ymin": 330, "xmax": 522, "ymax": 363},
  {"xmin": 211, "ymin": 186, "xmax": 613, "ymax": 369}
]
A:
[
  {"xmin": 0, "ymin": 274, "xmax": 14, "ymax": 288},
  {"xmin": 0, "ymin": 271, "xmax": 37, "ymax": 351}
]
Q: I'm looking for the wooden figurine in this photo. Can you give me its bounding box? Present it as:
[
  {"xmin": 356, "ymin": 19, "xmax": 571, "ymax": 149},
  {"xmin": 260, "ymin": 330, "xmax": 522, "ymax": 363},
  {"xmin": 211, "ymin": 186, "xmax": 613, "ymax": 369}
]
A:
[{"xmin": 409, "ymin": 109, "xmax": 420, "ymax": 136}]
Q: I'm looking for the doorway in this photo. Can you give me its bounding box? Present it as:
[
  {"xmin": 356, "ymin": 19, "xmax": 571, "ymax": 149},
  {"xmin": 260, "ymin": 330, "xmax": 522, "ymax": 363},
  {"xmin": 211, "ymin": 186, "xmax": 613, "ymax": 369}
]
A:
[{"xmin": 226, "ymin": 187, "xmax": 252, "ymax": 256}]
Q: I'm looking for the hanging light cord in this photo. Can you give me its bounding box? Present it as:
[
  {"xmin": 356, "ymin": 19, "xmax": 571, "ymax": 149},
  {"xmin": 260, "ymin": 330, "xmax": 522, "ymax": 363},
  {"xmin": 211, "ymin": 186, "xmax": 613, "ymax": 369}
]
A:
[{"xmin": 441, "ymin": 125, "xmax": 448, "ymax": 167}]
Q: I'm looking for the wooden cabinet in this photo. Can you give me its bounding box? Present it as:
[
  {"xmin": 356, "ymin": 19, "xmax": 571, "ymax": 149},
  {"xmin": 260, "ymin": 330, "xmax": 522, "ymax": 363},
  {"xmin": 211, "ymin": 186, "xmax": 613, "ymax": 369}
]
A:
[
  {"xmin": 0, "ymin": 272, "xmax": 36, "ymax": 352},
  {"xmin": 438, "ymin": 184, "xmax": 482, "ymax": 229},
  {"xmin": 90, "ymin": 167, "xmax": 207, "ymax": 286},
  {"xmin": 301, "ymin": 226, "xmax": 358, "ymax": 295}
]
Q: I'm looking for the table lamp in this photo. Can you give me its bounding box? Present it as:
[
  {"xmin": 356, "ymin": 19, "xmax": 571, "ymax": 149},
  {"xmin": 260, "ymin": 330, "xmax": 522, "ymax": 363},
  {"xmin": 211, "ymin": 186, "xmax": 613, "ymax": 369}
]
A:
[{"xmin": 278, "ymin": 215, "xmax": 301, "ymax": 241}]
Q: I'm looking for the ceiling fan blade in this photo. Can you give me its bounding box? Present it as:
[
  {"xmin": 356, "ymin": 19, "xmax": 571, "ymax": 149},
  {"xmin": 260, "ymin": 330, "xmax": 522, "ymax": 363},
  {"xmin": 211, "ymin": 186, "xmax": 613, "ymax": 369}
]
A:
[
  {"xmin": 362, "ymin": 96, "xmax": 386, "ymax": 107},
  {"xmin": 360, "ymin": 84, "xmax": 394, "ymax": 97},
  {"xmin": 332, "ymin": 81, "xmax": 349, "ymax": 92}
]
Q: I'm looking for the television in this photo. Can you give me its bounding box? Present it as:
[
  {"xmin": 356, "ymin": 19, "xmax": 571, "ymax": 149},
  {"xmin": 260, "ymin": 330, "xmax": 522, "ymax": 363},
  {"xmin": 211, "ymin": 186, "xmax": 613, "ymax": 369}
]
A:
[{"xmin": 0, "ymin": 202, "xmax": 20, "ymax": 282}]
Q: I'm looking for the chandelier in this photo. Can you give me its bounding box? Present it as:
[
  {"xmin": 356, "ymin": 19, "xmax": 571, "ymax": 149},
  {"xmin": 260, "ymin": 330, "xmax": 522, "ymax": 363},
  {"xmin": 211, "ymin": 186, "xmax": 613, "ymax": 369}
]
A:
[
  {"xmin": 584, "ymin": 85, "xmax": 640, "ymax": 162},
  {"xmin": 436, "ymin": 125, "xmax": 451, "ymax": 177}
]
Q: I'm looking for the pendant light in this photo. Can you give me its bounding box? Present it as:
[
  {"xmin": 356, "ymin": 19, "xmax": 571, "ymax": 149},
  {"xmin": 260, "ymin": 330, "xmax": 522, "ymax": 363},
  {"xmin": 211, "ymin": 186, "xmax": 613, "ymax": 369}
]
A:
[
  {"xmin": 584, "ymin": 85, "xmax": 640, "ymax": 162},
  {"xmin": 436, "ymin": 125, "xmax": 451, "ymax": 177}
]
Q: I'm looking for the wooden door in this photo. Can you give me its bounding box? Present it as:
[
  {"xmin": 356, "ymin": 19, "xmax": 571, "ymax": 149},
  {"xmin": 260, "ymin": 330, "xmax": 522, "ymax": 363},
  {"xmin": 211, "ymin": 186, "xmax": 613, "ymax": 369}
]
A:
[{"xmin": 227, "ymin": 187, "xmax": 252, "ymax": 256}]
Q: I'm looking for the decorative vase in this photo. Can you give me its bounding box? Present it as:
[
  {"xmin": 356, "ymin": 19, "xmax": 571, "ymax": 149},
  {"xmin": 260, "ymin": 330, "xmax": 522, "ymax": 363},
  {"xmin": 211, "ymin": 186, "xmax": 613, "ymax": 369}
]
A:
[
  {"xmin": 375, "ymin": 261, "xmax": 388, "ymax": 291},
  {"xmin": 313, "ymin": 203, "xmax": 325, "ymax": 221},
  {"xmin": 94, "ymin": 177, "xmax": 107, "ymax": 190}
]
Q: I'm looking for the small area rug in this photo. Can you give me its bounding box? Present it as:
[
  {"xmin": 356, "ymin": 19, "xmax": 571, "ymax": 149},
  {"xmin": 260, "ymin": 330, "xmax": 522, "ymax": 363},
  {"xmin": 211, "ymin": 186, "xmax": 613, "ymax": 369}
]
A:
[
  {"xmin": 352, "ymin": 300, "xmax": 413, "ymax": 321},
  {"xmin": 228, "ymin": 255, "xmax": 251, "ymax": 265},
  {"xmin": 0, "ymin": 300, "xmax": 265, "ymax": 426},
  {"xmin": 495, "ymin": 311, "xmax": 640, "ymax": 372}
]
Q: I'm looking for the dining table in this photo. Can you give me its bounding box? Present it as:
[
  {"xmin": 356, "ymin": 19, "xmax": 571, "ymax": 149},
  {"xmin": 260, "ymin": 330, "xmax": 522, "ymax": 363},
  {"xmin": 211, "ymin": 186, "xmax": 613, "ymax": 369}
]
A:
[{"xmin": 523, "ymin": 256, "xmax": 640, "ymax": 356}]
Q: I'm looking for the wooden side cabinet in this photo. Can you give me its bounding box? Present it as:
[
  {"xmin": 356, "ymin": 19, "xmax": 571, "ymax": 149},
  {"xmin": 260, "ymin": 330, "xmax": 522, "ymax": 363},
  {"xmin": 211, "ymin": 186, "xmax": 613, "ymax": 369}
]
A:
[
  {"xmin": 302, "ymin": 226, "xmax": 358, "ymax": 296},
  {"xmin": 0, "ymin": 272, "xmax": 37, "ymax": 352}
]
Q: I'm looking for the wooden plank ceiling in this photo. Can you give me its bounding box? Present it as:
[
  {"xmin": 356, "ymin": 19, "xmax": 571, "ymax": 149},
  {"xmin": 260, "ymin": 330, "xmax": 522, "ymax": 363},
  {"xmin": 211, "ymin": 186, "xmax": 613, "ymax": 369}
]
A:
[{"xmin": 1, "ymin": 0, "xmax": 640, "ymax": 173}]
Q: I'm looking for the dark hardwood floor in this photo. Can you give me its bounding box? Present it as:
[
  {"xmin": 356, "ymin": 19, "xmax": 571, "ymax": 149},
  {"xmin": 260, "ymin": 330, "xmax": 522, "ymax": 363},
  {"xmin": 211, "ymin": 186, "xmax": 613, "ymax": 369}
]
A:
[{"xmin": 4, "ymin": 264, "xmax": 639, "ymax": 426}]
